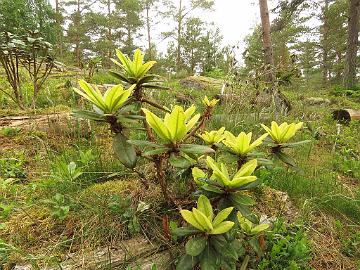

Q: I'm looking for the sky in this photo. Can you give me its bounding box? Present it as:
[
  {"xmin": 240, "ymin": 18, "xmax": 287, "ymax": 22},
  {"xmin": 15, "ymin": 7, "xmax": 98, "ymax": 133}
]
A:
[{"xmin": 210, "ymin": 1, "xmax": 260, "ymax": 48}]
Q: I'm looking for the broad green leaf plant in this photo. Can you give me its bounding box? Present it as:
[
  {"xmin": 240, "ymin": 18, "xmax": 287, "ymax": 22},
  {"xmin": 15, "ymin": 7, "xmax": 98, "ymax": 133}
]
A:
[
  {"xmin": 110, "ymin": 49, "xmax": 166, "ymax": 105},
  {"xmin": 73, "ymin": 80, "xmax": 133, "ymax": 114},
  {"xmin": 174, "ymin": 195, "xmax": 243, "ymax": 270},
  {"xmin": 72, "ymin": 48, "xmax": 311, "ymax": 270},
  {"xmin": 261, "ymin": 121, "xmax": 310, "ymax": 167},
  {"xmin": 223, "ymin": 131, "xmax": 268, "ymax": 158},
  {"xmin": 199, "ymin": 127, "xmax": 226, "ymax": 146},
  {"xmin": 180, "ymin": 195, "xmax": 234, "ymax": 235},
  {"xmin": 111, "ymin": 49, "xmax": 156, "ymax": 82},
  {"xmin": 261, "ymin": 121, "xmax": 303, "ymax": 144},
  {"xmin": 142, "ymin": 105, "xmax": 200, "ymax": 144}
]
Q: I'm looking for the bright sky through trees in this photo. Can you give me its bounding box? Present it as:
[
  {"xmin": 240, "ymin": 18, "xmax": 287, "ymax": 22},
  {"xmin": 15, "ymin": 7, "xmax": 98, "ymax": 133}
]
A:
[{"xmin": 49, "ymin": 0, "xmax": 261, "ymax": 62}]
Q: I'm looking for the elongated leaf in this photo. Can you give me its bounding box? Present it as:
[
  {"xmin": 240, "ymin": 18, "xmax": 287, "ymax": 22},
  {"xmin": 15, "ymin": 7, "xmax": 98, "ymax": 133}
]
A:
[
  {"xmin": 236, "ymin": 179, "xmax": 261, "ymax": 190},
  {"xmin": 282, "ymin": 140, "xmax": 311, "ymax": 148},
  {"xmin": 199, "ymin": 246, "xmax": 217, "ymax": 270},
  {"xmin": 230, "ymin": 202, "xmax": 258, "ymax": 223},
  {"xmin": 104, "ymin": 84, "xmax": 122, "ymax": 106},
  {"xmin": 108, "ymin": 87, "xmax": 133, "ymax": 112},
  {"xmin": 138, "ymin": 61, "xmax": 157, "ymax": 77},
  {"xmin": 127, "ymin": 140, "xmax": 161, "ymax": 148},
  {"xmin": 251, "ymin": 224, "xmax": 269, "ymax": 234},
  {"xmin": 78, "ymin": 80, "xmax": 106, "ymax": 110},
  {"xmin": 192, "ymin": 167, "xmax": 206, "ymax": 184},
  {"xmin": 185, "ymin": 236, "xmax": 207, "ymax": 256},
  {"xmin": 165, "ymin": 106, "xmax": 186, "ymax": 141},
  {"xmin": 113, "ymin": 134, "xmax": 137, "ymax": 169},
  {"xmin": 197, "ymin": 195, "xmax": 213, "ymax": 221},
  {"xmin": 137, "ymin": 74, "xmax": 161, "ymax": 85},
  {"xmin": 275, "ymin": 151, "xmax": 297, "ymax": 167},
  {"xmin": 193, "ymin": 208, "xmax": 213, "ymax": 231},
  {"xmin": 210, "ymin": 221, "xmax": 234, "ymax": 234},
  {"xmin": 172, "ymin": 227, "xmax": 200, "ymax": 237},
  {"xmin": 180, "ymin": 210, "xmax": 204, "ymax": 231},
  {"xmin": 212, "ymin": 207, "xmax": 233, "ymax": 227},
  {"xmin": 115, "ymin": 49, "xmax": 134, "ymax": 76},
  {"xmin": 211, "ymin": 235, "xmax": 237, "ymax": 260},
  {"xmin": 180, "ymin": 144, "xmax": 215, "ymax": 155},
  {"xmin": 142, "ymin": 147, "xmax": 170, "ymax": 156},
  {"xmin": 249, "ymin": 237, "xmax": 263, "ymax": 256},
  {"xmin": 233, "ymin": 159, "xmax": 257, "ymax": 178},
  {"xmin": 71, "ymin": 110, "xmax": 105, "ymax": 121},
  {"xmin": 169, "ymin": 154, "xmax": 193, "ymax": 168},
  {"xmin": 133, "ymin": 48, "xmax": 144, "ymax": 74},
  {"xmin": 109, "ymin": 71, "xmax": 131, "ymax": 83},
  {"xmin": 200, "ymin": 185, "xmax": 224, "ymax": 194},
  {"xmin": 142, "ymin": 108, "xmax": 171, "ymax": 141},
  {"xmin": 229, "ymin": 176, "xmax": 257, "ymax": 188},
  {"xmin": 186, "ymin": 113, "xmax": 200, "ymax": 132},
  {"xmin": 256, "ymin": 158, "xmax": 273, "ymax": 167},
  {"xmin": 176, "ymin": 254, "xmax": 198, "ymax": 270},
  {"xmin": 229, "ymin": 193, "xmax": 255, "ymax": 206},
  {"xmin": 240, "ymin": 255, "xmax": 250, "ymax": 270}
]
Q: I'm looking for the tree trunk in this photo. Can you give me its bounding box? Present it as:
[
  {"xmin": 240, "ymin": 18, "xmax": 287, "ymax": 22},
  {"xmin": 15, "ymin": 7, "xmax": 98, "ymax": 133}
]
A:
[
  {"xmin": 176, "ymin": 0, "xmax": 183, "ymax": 71},
  {"xmin": 258, "ymin": 0, "xmax": 291, "ymax": 112},
  {"xmin": 146, "ymin": 3, "xmax": 152, "ymax": 59},
  {"xmin": 322, "ymin": 0, "xmax": 329, "ymax": 84},
  {"xmin": 259, "ymin": 0, "xmax": 275, "ymax": 85},
  {"xmin": 336, "ymin": 50, "xmax": 343, "ymax": 81},
  {"xmin": 55, "ymin": 0, "xmax": 63, "ymax": 58},
  {"xmin": 75, "ymin": 0, "xmax": 81, "ymax": 68},
  {"xmin": 107, "ymin": 0, "xmax": 112, "ymax": 66},
  {"xmin": 343, "ymin": 0, "xmax": 360, "ymax": 89},
  {"xmin": 127, "ymin": 27, "xmax": 132, "ymax": 54}
]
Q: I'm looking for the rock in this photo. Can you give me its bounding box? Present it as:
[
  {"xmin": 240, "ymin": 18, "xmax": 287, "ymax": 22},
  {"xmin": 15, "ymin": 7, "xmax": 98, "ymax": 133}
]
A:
[
  {"xmin": 179, "ymin": 76, "xmax": 224, "ymax": 91},
  {"xmin": 255, "ymin": 186, "xmax": 298, "ymax": 222},
  {"xmin": 304, "ymin": 97, "xmax": 331, "ymax": 106}
]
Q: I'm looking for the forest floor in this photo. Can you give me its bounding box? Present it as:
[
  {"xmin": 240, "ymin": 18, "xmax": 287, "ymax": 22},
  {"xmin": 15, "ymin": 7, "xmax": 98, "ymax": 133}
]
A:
[{"xmin": 0, "ymin": 75, "xmax": 360, "ymax": 269}]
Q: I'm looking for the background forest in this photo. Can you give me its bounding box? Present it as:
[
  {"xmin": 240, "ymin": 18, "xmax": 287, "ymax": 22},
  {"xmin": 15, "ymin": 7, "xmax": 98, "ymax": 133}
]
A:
[{"xmin": 1, "ymin": 0, "xmax": 360, "ymax": 92}]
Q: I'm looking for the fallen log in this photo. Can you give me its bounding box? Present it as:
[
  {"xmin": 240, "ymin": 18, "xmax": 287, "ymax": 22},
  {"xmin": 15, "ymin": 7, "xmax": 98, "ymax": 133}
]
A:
[{"xmin": 332, "ymin": 109, "xmax": 360, "ymax": 123}]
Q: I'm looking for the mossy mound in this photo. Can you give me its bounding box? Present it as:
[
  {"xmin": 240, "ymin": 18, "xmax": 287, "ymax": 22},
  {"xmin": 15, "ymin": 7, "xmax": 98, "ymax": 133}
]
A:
[
  {"xmin": 78, "ymin": 179, "xmax": 162, "ymax": 208},
  {"xmin": 1, "ymin": 179, "xmax": 164, "ymax": 267}
]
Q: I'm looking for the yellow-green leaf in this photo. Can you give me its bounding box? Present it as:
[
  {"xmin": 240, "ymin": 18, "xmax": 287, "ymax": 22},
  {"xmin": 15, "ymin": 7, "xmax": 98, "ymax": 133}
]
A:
[
  {"xmin": 251, "ymin": 224, "xmax": 269, "ymax": 234},
  {"xmin": 233, "ymin": 159, "xmax": 257, "ymax": 178},
  {"xmin": 197, "ymin": 195, "xmax": 213, "ymax": 221},
  {"xmin": 192, "ymin": 167, "xmax": 206, "ymax": 185},
  {"xmin": 142, "ymin": 109, "xmax": 171, "ymax": 141},
  {"xmin": 212, "ymin": 207, "xmax": 234, "ymax": 227},
  {"xmin": 186, "ymin": 113, "xmax": 200, "ymax": 132},
  {"xmin": 210, "ymin": 221, "xmax": 234, "ymax": 234},
  {"xmin": 180, "ymin": 210, "xmax": 204, "ymax": 231},
  {"xmin": 193, "ymin": 208, "xmax": 213, "ymax": 231},
  {"xmin": 229, "ymin": 175, "xmax": 257, "ymax": 187}
]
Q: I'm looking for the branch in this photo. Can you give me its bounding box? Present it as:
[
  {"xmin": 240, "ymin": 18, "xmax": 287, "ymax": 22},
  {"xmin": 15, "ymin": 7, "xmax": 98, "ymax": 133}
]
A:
[
  {"xmin": 0, "ymin": 87, "xmax": 18, "ymax": 105},
  {"xmin": 37, "ymin": 63, "xmax": 54, "ymax": 91},
  {"xmin": 184, "ymin": 107, "xmax": 213, "ymax": 141},
  {"xmin": 140, "ymin": 97, "xmax": 170, "ymax": 112}
]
